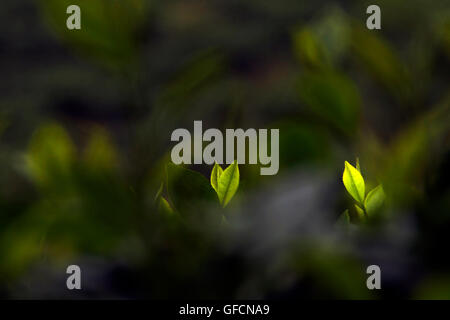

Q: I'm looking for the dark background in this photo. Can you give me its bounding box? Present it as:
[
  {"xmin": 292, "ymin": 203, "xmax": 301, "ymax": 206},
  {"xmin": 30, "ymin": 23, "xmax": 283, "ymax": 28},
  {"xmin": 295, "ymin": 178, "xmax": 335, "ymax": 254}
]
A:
[{"xmin": 0, "ymin": 0, "xmax": 449, "ymax": 299}]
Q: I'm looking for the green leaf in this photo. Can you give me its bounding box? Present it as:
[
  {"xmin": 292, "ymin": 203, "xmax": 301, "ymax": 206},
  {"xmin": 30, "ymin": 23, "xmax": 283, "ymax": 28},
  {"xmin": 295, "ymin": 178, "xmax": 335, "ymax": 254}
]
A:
[
  {"xmin": 293, "ymin": 28, "xmax": 330, "ymax": 69},
  {"xmin": 354, "ymin": 204, "xmax": 365, "ymax": 222},
  {"xmin": 342, "ymin": 161, "xmax": 365, "ymax": 204},
  {"xmin": 292, "ymin": 10, "xmax": 350, "ymax": 70},
  {"xmin": 83, "ymin": 127, "xmax": 118, "ymax": 172},
  {"xmin": 221, "ymin": 215, "xmax": 229, "ymax": 227},
  {"xmin": 167, "ymin": 163, "xmax": 217, "ymax": 215},
  {"xmin": 298, "ymin": 72, "xmax": 361, "ymax": 136},
  {"xmin": 154, "ymin": 182, "xmax": 164, "ymax": 203},
  {"xmin": 352, "ymin": 26, "xmax": 412, "ymax": 103},
  {"xmin": 39, "ymin": 0, "xmax": 147, "ymax": 70},
  {"xmin": 26, "ymin": 123, "xmax": 75, "ymax": 188},
  {"xmin": 217, "ymin": 161, "xmax": 239, "ymax": 207},
  {"xmin": 154, "ymin": 181, "xmax": 173, "ymax": 216},
  {"xmin": 210, "ymin": 162, "xmax": 224, "ymax": 194},
  {"xmin": 356, "ymin": 157, "xmax": 361, "ymax": 173},
  {"xmin": 159, "ymin": 197, "xmax": 174, "ymax": 216},
  {"xmin": 364, "ymin": 184, "xmax": 385, "ymax": 215},
  {"xmin": 277, "ymin": 122, "xmax": 332, "ymax": 167},
  {"xmin": 338, "ymin": 209, "xmax": 350, "ymax": 224}
]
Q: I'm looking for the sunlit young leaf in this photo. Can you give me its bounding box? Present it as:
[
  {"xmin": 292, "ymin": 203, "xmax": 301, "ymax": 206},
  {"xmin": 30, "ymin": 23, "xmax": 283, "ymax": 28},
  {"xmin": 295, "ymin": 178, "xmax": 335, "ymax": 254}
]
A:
[
  {"xmin": 217, "ymin": 161, "xmax": 239, "ymax": 207},
  {"xmin": 210, "ymin": 162, "xmax": 223, "ymax": 194},
  {"xmin": 342, "ymin": 161, "xmax": 365, "ymax": 204},
  {"xmin": 364, "ymin": 184, "xmax": 385, "ymax": 215}
]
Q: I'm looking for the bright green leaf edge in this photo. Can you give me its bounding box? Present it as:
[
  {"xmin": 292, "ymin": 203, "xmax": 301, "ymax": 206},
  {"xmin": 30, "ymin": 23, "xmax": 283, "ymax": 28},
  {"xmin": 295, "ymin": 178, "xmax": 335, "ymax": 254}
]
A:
[
  {"xmin": 211, "ymin": 162, "xmax": 223, "ymax": 194},
  {"xmin": 217, "ymin": 161, "xmax": 239, "ymax": 207},
  {"xmin": 343, "ymin": 161, "xmax": 365, "ymax": 204}
]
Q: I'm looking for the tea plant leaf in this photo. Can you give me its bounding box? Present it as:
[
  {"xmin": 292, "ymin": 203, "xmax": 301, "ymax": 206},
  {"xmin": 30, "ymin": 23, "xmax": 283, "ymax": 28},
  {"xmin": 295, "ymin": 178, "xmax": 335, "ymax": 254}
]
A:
[
  {"xmin": 293, "ymin": 28, "xmax": 331, "ymax": 69},
  {"xmin": 355, "ymin": 204, "xmax": 365, "ymax": 222},
  {"xmin": 343, "ymin": 161, "xmax": 365, "ymax": 204},
  {"xmin": 356, "ymin": 157, "xmax": 361, "ymax": 173},
  {"xmin": 217, "ymin": 161, "xmax": 239, "ymax": 207},
  {"xmin": 298, "ymin": 72, "xmax": 361, "ymax": 136},
  {"xmin": 84, "ymin": 127, "xmax": 118, "ymax": 172},
  {"xmin": 153, "ymin": 181, "xmax": 174, "ymax": 216},
  {"xmin": 338, "ymin": 209, "xmax": 350, "ymax": 224},
  {"xmin": 352, "ymin": 26, "xmax": 412, "ymax": 103},
  {"xmin": 154, "ymin": 182, "xmax": 164, "ymax": 203},
  {"xmin": 26, "ymin": 123, "xmax": 75, "ymax": 188},
  {"xmin": 159, "ymin": 197, "xmax": 174, "ymax": 216},
  {"xmin": 364, "ymin": 184, "xmax": 385, "ymax": 215},
  {"xmin": 210, "ymin": 162, "xmax": 223, "ymax": 194},
  {"xmin": 221, "ymin": 215, "xmax": 229, "ymax": 227},
  {"xmin": 167, "ymin": 163, "xmax": 217, "ymax": 215}
]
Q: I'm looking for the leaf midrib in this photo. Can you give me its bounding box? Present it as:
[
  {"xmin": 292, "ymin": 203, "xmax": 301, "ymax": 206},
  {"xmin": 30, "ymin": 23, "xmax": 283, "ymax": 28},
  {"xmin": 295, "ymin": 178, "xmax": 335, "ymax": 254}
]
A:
[
  {"xmin": 220, "ymin": 165, "xmax": 236, "ymax": 205},
  {"xmin": 348, "ymin": 164, "xmax": 363, "ymax": 203}
]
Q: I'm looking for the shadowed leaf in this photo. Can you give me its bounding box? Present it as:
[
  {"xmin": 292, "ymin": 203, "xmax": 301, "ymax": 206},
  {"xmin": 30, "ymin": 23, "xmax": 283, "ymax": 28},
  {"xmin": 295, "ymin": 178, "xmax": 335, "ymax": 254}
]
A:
[
  {"xmin": 364, "ymin": 184, "xmax": 385, "ymax": 215},
  {"xmin": 167, "ymin": 163, "xmax": 217, "ymax": 215},
  {"xmin": 355, "ymin": 204, "xmax": 365, "ymax": 222},
  {"xmin": 298, "ymin": 72, "xmax": 361, "ymax": 135}
]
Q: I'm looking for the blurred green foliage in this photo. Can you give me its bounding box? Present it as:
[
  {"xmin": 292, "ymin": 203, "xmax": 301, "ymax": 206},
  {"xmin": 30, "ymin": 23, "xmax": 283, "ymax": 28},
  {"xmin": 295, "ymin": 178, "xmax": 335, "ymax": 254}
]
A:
[
  {"xmin": 39, "ymin": 0, "xmax": 147, "ymax": 71},
  {"xmin": 0, "ymin": 0, "xmax": 449, "ymax": 298}
]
